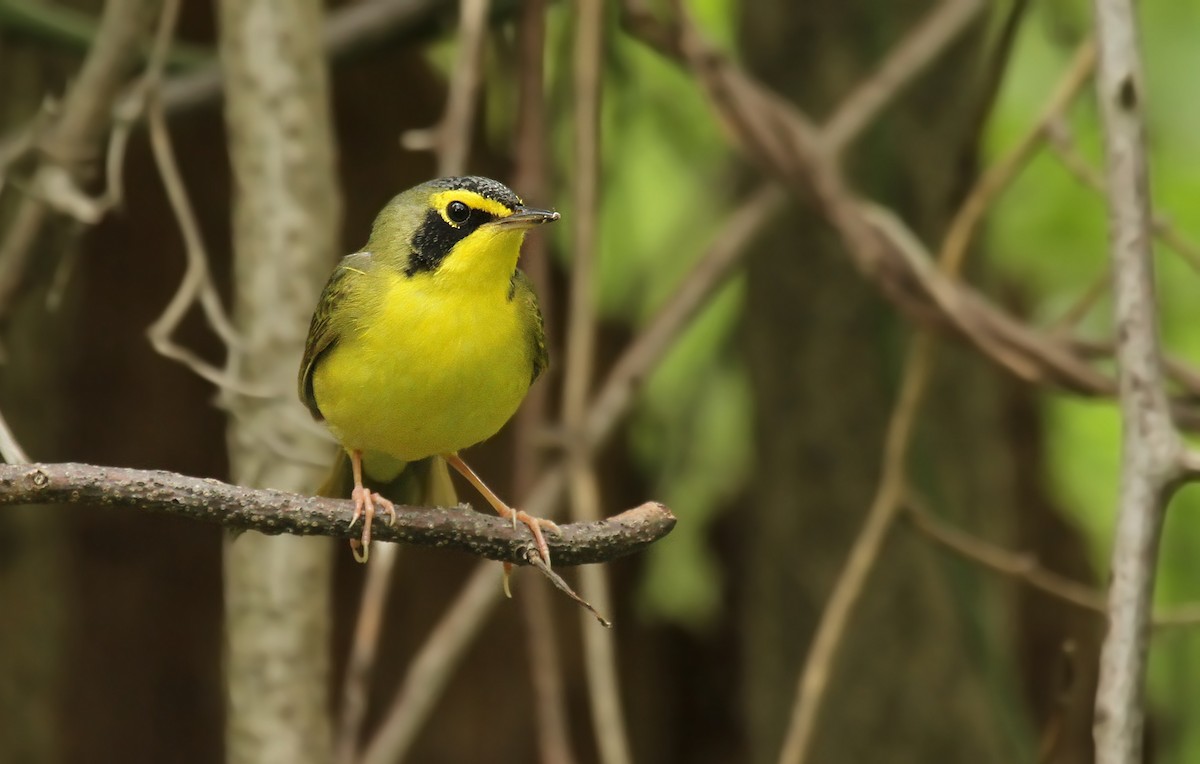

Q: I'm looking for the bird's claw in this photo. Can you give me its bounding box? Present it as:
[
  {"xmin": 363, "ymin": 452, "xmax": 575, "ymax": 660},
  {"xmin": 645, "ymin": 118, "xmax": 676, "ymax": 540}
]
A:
[{"xmin": 348, "ymin": 486, "xmax": 395, "ymax": 564}]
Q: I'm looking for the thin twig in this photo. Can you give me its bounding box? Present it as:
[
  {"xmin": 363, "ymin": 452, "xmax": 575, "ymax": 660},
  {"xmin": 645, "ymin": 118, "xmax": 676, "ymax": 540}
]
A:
[
  {"xmin": 1091, "ymin": 0, "xmax": 1186, "ymax": 760},
  {"xmin": 0, "ymin": 0, "xmax": 158, "ymax": 322},
  {"xmin": 334, "ymin": 542, "xmax": 400, "ymax": 764},
  {"xmin": 1045, "ymin": 118, "xmax": 1200, "ymax": 274},
  {"xmin": 902, "ymin": 492, "xmax": 1200, "ymax": 629},
  {"xmin": 158, "ymin": 0, "xmax": 447, "ymax": 117},
  {"xmin": 1046, "ymin": 267, "xmax": 1111, "ymax": 335},
  {"xmin": 563, "ymin": 0, "xmax": 634, "ymax": 760},
  {"xmin": 938, "ymin": 39, "xmax": 1096, "ymax": 276},
  {"xmin": 0, "ymin": 406, "xmax": 30, "ymax": 464},
  {"xmin": 621, "ymin": 9, "xmax": 1200, "ymax": 403},
  {"xmin": 509, "ymin": 0, "xmax": 580, "ymax": 759},
  {"xmin": 0, "ymin": 462, "xmax": 676, "ymax": 566},
  {"xmin": 777, "ymin": 334, "xmax": 933, "ymax": 764},
  {"xmin": 402, "ymin": 0, "xmax": 491, "ymax": 173},
  {"xmin": 145, "ymin": 100, "xmax": 260, "ymax": 392},
  {"xmin": 822, "ymin": 0, "xmax": 987, "ymax": 156},
  {"xmin": 359, "ymin": 563, "xmax": 505, "ymax": 764}
]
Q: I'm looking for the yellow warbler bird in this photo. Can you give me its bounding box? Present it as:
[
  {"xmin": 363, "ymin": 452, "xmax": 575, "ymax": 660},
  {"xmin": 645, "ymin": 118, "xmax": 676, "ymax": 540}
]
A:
[{"xmin": 298, "ymin": 176, "xmax": 559, "ymax": 575}]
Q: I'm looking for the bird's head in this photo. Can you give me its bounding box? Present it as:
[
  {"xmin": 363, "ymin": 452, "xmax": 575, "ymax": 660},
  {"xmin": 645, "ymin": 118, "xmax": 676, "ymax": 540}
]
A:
[{"xmin": 367, "ymin": 176, "xmax": 558, "ymax": 292}]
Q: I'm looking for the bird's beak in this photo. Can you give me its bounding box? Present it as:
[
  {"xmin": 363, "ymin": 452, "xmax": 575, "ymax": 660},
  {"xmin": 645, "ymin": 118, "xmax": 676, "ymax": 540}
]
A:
[{"xmin": 494, "ymin": 206, "xmax": 560, "ymax": 229}]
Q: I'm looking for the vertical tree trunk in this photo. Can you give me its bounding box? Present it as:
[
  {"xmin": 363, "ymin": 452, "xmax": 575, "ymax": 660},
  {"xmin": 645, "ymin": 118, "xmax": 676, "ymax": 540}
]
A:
[
  {"xmin": 218, "ymin": 1, "xmax": 341, "ymax": 762},
  {"xmin": 740, "ymin": 2, "xmax": 1029, "ymax": 762}
]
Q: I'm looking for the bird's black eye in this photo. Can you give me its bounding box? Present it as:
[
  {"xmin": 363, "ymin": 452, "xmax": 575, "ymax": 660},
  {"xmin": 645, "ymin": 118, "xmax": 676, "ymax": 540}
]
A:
[{"xmin": 446, "ymin": 200, "xmax": 471, "ymax": 225}]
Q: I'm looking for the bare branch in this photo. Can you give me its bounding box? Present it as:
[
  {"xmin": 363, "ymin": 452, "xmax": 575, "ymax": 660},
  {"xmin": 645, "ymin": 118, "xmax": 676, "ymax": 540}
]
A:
[
  {"xmin": 939, "ymin": 39, "xmax": 1096, "ymax": 275},
  {"xmin": 563, "ymin": 1, "xmax": 635, "ymax": 761},
  {"xmin": 0, "ymin": 463, "xmax": 675, "ymax": 566},
  {"xmin": 334, "ymin": 543, "xmax": 399, "ymax": 764},
  {"xmin": 360, "ymin": 564, "xmax": 505, "ymax": 764},
  {"xmin": 903, "ymin": 493, "xmax": 1200, "ymax": 628},
  {"xmin": 1091, "ymin": 0, "xmax": 1186, "ymax": 760},
  {"xmin": 508, "ymin": 0, "xmax": 581, "ymax": 759},
  {"xmin": 620, "ymin": 8, "xmax": 1158, "ymax": 403},
  {"xmin": 0, "ymin": 0, "xmax": 159, "ymax": 322}
]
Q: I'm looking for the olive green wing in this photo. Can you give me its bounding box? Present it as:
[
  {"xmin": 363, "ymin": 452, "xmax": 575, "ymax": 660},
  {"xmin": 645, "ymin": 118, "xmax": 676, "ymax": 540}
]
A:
[
  {"xmin": 298, "ymin": 253, "xmax": 371, "ymax": 420},
  {"xmin": 510, "ymin": 268, "xmax": 548, "ymax": 385}
]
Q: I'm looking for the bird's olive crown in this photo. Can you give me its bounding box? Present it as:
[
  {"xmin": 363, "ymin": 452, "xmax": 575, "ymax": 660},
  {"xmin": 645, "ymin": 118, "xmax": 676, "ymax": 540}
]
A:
[{"xmin": 366, "ymin": 176, "xmax": 525, "ymax": 276}]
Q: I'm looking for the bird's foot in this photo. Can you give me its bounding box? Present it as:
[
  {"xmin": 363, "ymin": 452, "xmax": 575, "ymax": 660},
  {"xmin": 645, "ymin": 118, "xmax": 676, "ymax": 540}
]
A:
[
  {"xmin": 496, "ymin": 511, "xmax": 559, "ymax": 598},
  {"xmin": 348, "ymin": 485, "xmax": 396, "ymax": 563},
  {"xmin": 506, "ymin": 508, "xmax": 560, "ymax": 568}
]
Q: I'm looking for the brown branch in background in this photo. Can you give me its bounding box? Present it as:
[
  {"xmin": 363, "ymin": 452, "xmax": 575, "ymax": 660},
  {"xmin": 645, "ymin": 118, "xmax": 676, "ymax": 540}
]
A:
[
  {"xmin": 1090, "ymin": 0, "xmax": 1189, "ymax": 761},
  {"xmin": 563, "ymin": 0, "xmax": 635, "ymax": 760},
  {"xmin": 821, "ymin": 0, "xmax": 987, "ymax": 156},
  {"xmin": 360, "ymin": 185, "xmax": 782, "ymax": 764},
  {"xmin": 938, "ymin": 39, "xmax": 1096, "ymax": 275},
  {"xmin": 0, "ymin": 0, "xmax": 159, "ymax": 325},
  {"xmin": 359, "ymin": 564, "xmax": 506, "ymax": 764},
  {"xmin": 774, "ymin": 15, "xmax": 1094, "ymax": 764},
  {"xmin": 334, "ymin": 542, "xmax": 399, "ymax": 764},
  {"xmin": 140, "ymin": 0, "xmax": 254, "ymax": 395},
  {"xmin": 618, "ymin": 6, "xmax": 1200, "ymax": 416},
  {"xmin": 0, "ymin": 462, "xmax": 675, "ymax": 566},
  {"xmin": 777, "ymin": 335, "xmax": 933, "ymax": 764},
  {"xmin": 508, "ymin": 0, "xmax": 580, "ymax": 760},
  {"xmin": 956, "ymin": 0, "xmax": 1030, "ymax": 166},
  {"xmin": 401, "ymin": 0, "xmax": 491, "ymax": 173},
  {"xmin": 902, "ymin": 491, "xmax": 1200, "ymax": 628}
]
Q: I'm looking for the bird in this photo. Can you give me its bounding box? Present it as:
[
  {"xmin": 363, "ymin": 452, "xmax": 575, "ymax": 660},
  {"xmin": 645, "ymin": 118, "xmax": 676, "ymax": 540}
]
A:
[{"xmin": 298, "ymin": 175, "xmax": 560, "ymax": 583}]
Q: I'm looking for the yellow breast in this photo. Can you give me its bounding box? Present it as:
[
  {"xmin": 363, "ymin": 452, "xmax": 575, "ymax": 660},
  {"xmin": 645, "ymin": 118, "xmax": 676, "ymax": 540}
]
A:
[{"xmin": 311, "ymin": 269, "xmax": 533, "ymax": 462}]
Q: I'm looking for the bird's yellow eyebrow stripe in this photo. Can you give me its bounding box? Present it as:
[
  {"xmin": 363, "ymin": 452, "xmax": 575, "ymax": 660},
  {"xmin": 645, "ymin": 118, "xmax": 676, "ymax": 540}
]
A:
[{"xmin": 430, "ymin": 189, "xmax": 515, "ymax": 222}]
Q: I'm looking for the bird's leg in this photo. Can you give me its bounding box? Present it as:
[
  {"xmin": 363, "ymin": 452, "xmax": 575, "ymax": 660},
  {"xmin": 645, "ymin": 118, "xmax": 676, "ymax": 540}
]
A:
[
  {"xmin": 443, "ymin": 452, "xmax": 559, "ymax": 580},
  {"xmin": 348, "ymin": 449, "xmax": 396, "ymax": 564}
]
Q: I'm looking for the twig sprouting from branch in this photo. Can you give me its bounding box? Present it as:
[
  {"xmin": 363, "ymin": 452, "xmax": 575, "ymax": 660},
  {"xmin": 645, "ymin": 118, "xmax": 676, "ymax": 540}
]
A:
[
  {"xmin": 0, "ymin": 463, "xmax": 676, "ymax": 566},
  {"xmin": 1090, "ymin": 0, "xmax": 1188, "ymax": 760}
]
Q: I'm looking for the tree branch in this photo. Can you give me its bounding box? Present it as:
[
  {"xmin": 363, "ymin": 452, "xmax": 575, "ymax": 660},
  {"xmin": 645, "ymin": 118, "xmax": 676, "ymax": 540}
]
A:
[
  {"xmin": 1090, "ymin": 0, "xmax": 1185, "ymax": 761},
  {"xmin": 0, "ymin": 463, "xmax": 676, "ymax": 567}
]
